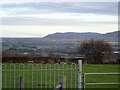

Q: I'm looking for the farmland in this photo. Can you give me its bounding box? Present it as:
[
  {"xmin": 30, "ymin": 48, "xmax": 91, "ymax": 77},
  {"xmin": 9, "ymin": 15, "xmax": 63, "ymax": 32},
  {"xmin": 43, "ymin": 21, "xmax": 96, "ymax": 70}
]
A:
[
  {"xmin": 2, "ymin": 36, "xmax": 120, "ymax": 89},
  {"xmin": 2, "ymin": 64, "xmax": 119, "ymax": 89},
  {"xmin": 2, "ymin": 37, "xmax": 119, "ymax": 58}
]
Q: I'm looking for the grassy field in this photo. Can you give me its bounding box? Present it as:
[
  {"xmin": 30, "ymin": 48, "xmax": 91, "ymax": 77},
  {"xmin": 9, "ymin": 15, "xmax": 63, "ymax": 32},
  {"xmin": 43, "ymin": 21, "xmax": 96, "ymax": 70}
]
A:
[{"xmin": 2, "ymin": 63, "xmax": 119, "ymax": 89}]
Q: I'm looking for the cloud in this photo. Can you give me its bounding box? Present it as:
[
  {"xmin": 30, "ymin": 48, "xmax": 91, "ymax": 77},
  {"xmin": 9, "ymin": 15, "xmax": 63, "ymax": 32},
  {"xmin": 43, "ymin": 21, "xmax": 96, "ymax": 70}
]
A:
[
  {"xmin": 1, "ymin": 1, "xmax": 118, "ymax": 37},
  {"xmin": 1, "ymin": 0, "xmax": 119, "ymax": 4},
  {"xmin": 2, "ymin": 13, "xmax": 117, "ymax": 26},
  {"xmin": 1, "ymin": 2, "xmax": 118, "ymax": 25},
  {"xmin": 2, "ymin": 2, "xmax": 118, "ymax": 15}
]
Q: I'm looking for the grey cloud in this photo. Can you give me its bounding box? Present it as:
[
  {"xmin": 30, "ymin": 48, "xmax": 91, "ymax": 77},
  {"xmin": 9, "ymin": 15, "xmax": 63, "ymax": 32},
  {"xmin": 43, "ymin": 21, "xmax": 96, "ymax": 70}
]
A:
[
  {"xmin": 2, "ymin": 2, "xmax": 118, "ymax": 15},
  {"xmin": 1, "ymin": 2, "xmax": 118, "ymax": 26},
  {"xmin": 2, "ymin": 17, "xmax": 117, "ymax": 26}
]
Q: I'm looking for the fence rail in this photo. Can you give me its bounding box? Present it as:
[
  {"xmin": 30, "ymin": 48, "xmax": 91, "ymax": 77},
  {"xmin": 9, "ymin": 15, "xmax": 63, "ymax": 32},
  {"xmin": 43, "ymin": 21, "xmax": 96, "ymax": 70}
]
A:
[
  {"xmin": 2, "ymin": 63, "xmax": 79, "ymax": 89},
  {"xmin": 2, "ymin": 61, "xmax": 120, "ymax": 89},
  {"xmin": 83, "ymin": 72, "xmax": 120, "ymax": 89}
]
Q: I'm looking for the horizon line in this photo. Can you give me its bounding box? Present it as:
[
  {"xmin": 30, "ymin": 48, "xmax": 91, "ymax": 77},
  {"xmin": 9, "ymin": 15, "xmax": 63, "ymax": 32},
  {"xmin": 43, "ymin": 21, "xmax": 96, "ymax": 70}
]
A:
[{"xmin": 1, "ymin": 30, "xmax": 118, "ymax": 38}]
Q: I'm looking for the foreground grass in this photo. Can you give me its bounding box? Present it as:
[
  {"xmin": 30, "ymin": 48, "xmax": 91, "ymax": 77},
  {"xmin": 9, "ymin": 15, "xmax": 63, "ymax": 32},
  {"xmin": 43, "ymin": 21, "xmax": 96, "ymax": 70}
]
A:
[
  {"xmin": 82, "ymin": 64, "xmax": 119, "ymax": 89},
  {"xmin": 2, "ymin": 63, "xmax": 119, "ymax": 89}
]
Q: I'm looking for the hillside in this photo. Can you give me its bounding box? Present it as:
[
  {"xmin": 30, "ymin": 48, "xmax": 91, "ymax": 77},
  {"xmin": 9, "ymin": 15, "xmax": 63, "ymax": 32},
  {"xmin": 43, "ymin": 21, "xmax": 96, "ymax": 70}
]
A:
[{"xmin": 44, "ymin": 31, "xmax": 119, "ymax": 42}]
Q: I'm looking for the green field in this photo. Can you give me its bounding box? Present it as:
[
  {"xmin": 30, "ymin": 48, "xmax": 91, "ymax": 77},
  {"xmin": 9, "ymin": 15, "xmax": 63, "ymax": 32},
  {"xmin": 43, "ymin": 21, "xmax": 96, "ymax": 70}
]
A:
[{"xmin": 2, "ymin": 64, "xmax": 119, "ymax": 89}]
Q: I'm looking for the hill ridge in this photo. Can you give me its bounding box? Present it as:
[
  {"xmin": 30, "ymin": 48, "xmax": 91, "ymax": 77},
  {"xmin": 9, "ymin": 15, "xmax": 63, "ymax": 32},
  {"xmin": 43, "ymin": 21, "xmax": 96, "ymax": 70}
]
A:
[{"xmin": 43, "ymin": 31, "xmax": 119, "ymax": 42}]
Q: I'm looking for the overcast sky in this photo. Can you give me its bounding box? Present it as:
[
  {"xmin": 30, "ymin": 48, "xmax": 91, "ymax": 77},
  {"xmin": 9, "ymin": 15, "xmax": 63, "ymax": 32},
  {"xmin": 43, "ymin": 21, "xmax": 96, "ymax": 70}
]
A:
[{"xmin": 0, "ymin": 0, "xmax": 118, "ymax": 37}]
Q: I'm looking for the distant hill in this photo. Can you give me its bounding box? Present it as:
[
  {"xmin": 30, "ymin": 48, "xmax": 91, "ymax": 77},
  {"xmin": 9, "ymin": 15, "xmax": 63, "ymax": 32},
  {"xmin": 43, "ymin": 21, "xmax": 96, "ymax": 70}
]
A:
[
  {"xmin": 44, "ymin": 31, "xmax": 119, "ymax": 42},
  {"xmin": 44, "ymin": 32, "xmax": 100, "ymax": 39},
  {"xmin": 2, "ymin": 31, "xmax": 119, "ymax": 43}
]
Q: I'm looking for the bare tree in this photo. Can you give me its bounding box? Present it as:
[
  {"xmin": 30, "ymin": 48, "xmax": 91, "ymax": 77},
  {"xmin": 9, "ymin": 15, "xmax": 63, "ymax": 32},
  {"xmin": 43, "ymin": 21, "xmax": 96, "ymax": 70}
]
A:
[{"xmin": 78, "ymin": 39, "xmax": 113, "ymax": 64}]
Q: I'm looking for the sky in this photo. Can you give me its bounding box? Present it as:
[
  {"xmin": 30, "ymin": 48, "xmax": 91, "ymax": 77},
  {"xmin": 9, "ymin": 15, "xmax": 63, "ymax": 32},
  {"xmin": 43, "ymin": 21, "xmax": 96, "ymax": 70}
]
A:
[{"xmin": 0, "ymin": 0, "xmax": 118, "ymax": 37}]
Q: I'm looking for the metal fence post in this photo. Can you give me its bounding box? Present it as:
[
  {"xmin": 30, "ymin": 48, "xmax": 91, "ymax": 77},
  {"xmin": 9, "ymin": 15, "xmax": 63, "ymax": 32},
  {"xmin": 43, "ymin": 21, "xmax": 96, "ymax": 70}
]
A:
[
  {"xmin": 20, "ymin": 77, "xmax": 23, "ymax": 90},
  {"xmin": 78, "ymin": 60, "xmax": 82, "ymax": 90},
  {"xmin": 0, "ymin": 63, "xmax": 2, "ymax": 90},
  {"xmin": 61, "ymin": 75, "xmax": 66, "ymax": 90}
]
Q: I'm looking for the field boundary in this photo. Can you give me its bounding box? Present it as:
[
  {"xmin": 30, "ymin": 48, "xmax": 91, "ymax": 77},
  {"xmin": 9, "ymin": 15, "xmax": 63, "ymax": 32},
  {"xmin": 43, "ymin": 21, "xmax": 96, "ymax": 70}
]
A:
[
  {"xmin": 83, "ymin": 72, "xmax": 120, "ymax": 89},
  {"xmin": 2, "ymin": 61, "xmax": 81, "ymax": 89},
  {"xmin": 2, "ymin": 61, "xmax": 120, "ymax": 89}
]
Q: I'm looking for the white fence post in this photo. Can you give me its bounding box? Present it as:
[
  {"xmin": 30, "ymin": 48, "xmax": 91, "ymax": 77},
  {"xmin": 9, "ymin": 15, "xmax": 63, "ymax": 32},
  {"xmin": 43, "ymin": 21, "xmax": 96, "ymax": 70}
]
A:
[
  {"xmin": 78, "ymin": 60, "xmax": 82, "ymax": 90},
  {"xmin": 0, "ymin": 63, "xmax": 2, "ymax": 90}
]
